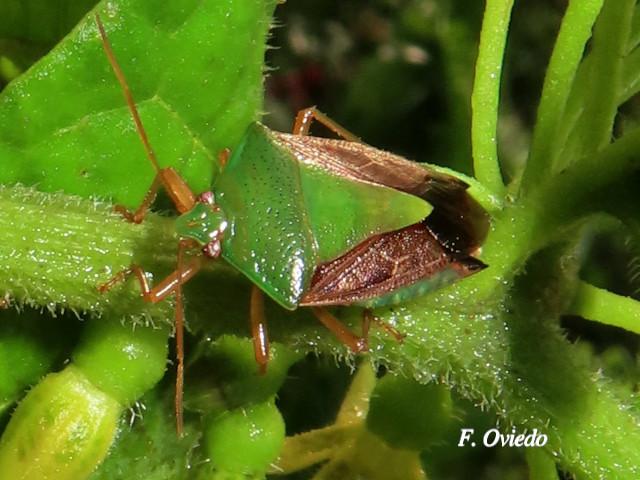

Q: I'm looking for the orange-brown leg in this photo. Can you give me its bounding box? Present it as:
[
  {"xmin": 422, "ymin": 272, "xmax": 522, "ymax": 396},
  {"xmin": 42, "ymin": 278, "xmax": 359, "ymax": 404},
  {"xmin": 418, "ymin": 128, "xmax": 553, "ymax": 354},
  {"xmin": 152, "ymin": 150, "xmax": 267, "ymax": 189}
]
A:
[
  {"xmin": 250, "ymin": 286, "xmax": 270, "ymax": 375},
  {"xmin": 311, "ymin": 307, "xmax": 368, "ymax": 353},
  {"xmin": 0, "ymin": 294, "xmax": 9, "ymax": 309},
  {"xmin": 113, "ymin": 166, "xmax": 197, "ymax": 224},
  {"xmin": 363, "ymin": 309, "xmax": 406, "ymax": 343},
  {"xmin": 292, "ymin": 107, "xmax": 361, "ymax": 142},
  {"xmin": 97, "ymin": 257, "xmax": 202, "ymax": 302},
  {"xmin": 114, "ymin": 175, "xmax": 162, "ymax": 224}
]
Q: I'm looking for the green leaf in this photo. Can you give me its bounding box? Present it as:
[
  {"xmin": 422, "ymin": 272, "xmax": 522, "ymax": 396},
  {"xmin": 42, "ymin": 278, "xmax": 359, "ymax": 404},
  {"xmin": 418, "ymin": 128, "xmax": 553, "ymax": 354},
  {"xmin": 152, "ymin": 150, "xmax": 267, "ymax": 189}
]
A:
[
  {"xmin": 558, "ymin": 0, "xmax": 635, "ymax": 164},
  {"xmin": 0, "ymin": 0, "xmax": 276, "ymax": 208}
]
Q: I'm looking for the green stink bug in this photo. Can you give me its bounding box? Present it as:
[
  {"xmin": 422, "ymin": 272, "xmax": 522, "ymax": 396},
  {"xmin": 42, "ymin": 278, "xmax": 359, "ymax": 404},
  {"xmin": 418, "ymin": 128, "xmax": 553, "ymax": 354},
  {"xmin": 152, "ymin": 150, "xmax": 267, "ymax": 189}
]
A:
[{"xmin": 95, "ymin": 15, "xmax": 488, "ymax": 434}]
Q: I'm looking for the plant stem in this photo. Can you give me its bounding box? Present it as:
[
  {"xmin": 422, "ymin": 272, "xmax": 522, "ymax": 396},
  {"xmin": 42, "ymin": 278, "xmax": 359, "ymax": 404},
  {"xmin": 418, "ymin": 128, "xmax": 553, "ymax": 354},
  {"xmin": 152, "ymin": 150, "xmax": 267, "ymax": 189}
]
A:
[
  {"xmin": 559, "ymin": 0, "xmax": 634, "ymax": 163},
  {"xmin": 0, "ymin": 185, "xmax": 176, "ymax": 323},
  {"xmin": 569, "ymin": 281, "xmax": 640, "ymax": 334},
  {"xmin": 528, "ymin": 124, "xmax": 640, "ymax": 239},
  {"xmin": 471, "ymin": 0, "xmax": 512, "ymax": 197},
  {"xmin": 522, "ymin": 0, "xmax": 604, "ymax": 192},
  {"xmin": 627, "ymin": 2, "xmax": 640, "ymax": 52},
  {"xmin": 619, "ymin": 45, "xmax": 640, "ymax": 103}
]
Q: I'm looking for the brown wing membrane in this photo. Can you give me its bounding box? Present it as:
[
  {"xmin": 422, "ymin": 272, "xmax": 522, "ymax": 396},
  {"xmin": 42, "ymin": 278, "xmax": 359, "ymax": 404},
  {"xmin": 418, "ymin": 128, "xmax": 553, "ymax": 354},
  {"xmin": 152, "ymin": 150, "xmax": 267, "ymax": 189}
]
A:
[
  {"xmin": 273, "ymin": 132, "xmax": 490, "ymax": 254},
  {"xmin": 300, "ymin": 222, "xmax": 486, "ymax": 307},
  {"xmin": 420, "ymin": 182, "xmax": 490, "ymax": 255},
  {"xmin": 274, "ymin": 132, "xmax": 439, "ymax": 193}
]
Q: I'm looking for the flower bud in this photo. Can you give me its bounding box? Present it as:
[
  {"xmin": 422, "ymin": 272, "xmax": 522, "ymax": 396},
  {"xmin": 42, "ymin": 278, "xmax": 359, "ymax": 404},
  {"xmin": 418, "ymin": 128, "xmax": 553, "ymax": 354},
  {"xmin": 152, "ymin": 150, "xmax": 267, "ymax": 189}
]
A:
[{"xmin": 0, "ymin": 366, "xmax": 121, "ymax": 480}]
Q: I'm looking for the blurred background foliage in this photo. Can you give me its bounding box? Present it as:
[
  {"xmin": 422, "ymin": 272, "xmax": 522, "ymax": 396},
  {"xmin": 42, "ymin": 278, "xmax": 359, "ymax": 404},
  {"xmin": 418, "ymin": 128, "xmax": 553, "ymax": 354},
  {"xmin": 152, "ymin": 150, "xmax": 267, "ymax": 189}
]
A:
[{"xmin": 1, "ymin": 0, "xmax": 640, "ymax": 479}]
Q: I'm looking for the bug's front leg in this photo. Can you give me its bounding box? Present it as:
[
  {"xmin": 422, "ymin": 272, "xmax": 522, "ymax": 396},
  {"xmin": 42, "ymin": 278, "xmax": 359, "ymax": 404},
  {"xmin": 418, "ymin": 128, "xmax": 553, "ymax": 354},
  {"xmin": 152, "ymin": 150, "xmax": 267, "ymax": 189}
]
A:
[
  {"xmin": 292, "ymin": 106, "xmax": 361, "ymax": 142},
  {"xmin": 115, "ymin": 168, "xmax": 197, "ymax": 224},
  {"xmin": 96, "ymin": 15, "xmax": 197, "ymax": 223},
  {"xmin": 97, "ymin": 257, "xmax": 202, "ymax": 302}
]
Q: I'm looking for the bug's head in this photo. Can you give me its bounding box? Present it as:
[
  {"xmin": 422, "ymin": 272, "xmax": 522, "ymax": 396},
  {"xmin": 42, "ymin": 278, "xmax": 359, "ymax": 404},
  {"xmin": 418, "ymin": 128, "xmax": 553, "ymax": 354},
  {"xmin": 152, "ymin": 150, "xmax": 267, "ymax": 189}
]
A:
[{"xmin": 175, "ymin": 192, "xmax": 227, "ymax": 259}]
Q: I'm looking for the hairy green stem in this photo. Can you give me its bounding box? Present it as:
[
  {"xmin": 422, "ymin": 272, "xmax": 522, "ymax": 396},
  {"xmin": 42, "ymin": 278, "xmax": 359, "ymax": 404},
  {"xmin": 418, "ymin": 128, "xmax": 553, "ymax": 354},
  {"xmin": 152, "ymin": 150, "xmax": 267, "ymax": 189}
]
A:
[
  {"xmin": 341, "ymin": 238, "xmax": 640, "ymax": 478},
  {"xmin": 0, "ymin": 185, "xmax": 176, "ymax": 323},
  {"xmin": 471, "ymin": 0, "xmax": 512, "ymax": 196}
]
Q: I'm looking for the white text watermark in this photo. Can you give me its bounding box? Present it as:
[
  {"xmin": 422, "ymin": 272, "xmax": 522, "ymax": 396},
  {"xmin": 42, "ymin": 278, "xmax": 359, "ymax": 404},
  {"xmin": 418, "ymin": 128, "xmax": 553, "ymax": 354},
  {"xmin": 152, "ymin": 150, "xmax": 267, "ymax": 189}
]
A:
[{"xmin": 458, "ymin": 428, "xmax": 548, "ymax": 448}]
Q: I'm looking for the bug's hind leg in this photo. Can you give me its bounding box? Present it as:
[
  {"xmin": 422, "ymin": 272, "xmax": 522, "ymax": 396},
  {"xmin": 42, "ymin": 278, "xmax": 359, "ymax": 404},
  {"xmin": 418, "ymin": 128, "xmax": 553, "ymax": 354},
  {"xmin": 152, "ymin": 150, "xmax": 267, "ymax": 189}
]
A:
[
  {"xmin": 362, "ymin": 309, "xmax": 406, "ymax": 344},
  {"xmin": 311, "ymin": 307, "xmax": 368, "ymax": 353},
  {"xmin": 292, "ymin": 107, "xmax": 361, "ymax": 142},
  {"xmin": 250, "ymin": 286, "xmax": 270, "ymax": 374}
]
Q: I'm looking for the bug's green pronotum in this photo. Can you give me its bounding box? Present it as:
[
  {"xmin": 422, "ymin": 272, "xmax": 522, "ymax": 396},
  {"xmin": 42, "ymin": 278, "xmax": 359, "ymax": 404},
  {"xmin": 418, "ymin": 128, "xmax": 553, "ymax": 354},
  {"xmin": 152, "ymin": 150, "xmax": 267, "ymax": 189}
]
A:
[{"xmin": 94, "ymin": 13, "xmax": 489, "ymax": 434}]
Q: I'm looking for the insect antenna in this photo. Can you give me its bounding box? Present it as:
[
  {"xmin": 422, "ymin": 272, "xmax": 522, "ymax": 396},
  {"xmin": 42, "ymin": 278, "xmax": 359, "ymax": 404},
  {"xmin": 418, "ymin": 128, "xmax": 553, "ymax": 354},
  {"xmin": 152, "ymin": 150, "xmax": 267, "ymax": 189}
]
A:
[{"xmin": 95, "ymin": 14, "xmax": 161, "ymax": 174}]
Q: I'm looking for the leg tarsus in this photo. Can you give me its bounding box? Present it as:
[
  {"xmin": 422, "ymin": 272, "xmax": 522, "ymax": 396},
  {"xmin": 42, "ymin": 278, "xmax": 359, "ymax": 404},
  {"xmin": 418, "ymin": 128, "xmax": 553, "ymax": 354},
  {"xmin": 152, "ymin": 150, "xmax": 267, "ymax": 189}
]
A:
[
  {"xmin": 363, "ymin": 309, "xmax": 406, "ymax": 343},
  {"xmin": 114, "ymin": 167, "xmax": 197, "ymax": 224},
  {"xmin": 292, "ymin": 106, "xmax": 361, "ymax": 142},
  {"xmin": 250, "ymin": 286, "xmax": 270, "ymax": 375},
  {"xmin": 97, "ymin": 247, "xmax": 202, "ymax": 437},
  {"xmin": 98, "ymin": 265, "xmax": 150, "ymax": 295},
  {"xmin": 114, "ymin": 175, "xmax": 162, "ymax": 224},
  {"xmin": 98, "ymin": 256, "xmax": 202, "ymax": 303}
]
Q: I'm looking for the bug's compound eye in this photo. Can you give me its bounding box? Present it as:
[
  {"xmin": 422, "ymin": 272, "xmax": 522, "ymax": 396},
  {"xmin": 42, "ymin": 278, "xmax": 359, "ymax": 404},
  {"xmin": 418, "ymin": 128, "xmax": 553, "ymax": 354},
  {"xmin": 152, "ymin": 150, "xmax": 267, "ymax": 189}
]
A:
[{"xmin": 202, "ymin": 222, "xmax": 227, "ymax": 259}]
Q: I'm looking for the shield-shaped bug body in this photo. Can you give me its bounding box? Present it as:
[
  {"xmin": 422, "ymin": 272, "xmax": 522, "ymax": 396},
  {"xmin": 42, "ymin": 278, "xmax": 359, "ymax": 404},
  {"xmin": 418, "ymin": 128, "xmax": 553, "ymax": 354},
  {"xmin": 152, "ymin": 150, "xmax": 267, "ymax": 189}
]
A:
[{"xmin": 95, "ymin": 15, "xmax": 488, "ymax": 434}]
